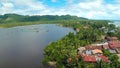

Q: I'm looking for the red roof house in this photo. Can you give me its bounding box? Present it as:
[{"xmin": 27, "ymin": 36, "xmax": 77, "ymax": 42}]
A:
[
  {"xmin": 83, "ymin": 55, "xmax": 109, "ymax": 63},
  {"xmin": 108, "ymin": 41, "xmax": 120, "ymax": 49},
  {"xmin": 83, "ymin": 55, "xmax": 96, "ymax": 63},
  {"xmin": 98, "ymin": 55, "xmax": 109, "ymax": 62}
]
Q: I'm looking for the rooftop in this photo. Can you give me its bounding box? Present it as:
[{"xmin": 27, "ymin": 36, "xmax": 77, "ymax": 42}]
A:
[
  {"xmin": 103, "ymin": 44, "xmax": 109, "ymax": 49},
  {"xmin": 92, "ymin": 49, "xmax": 103, "ymax": 54},
  {"xmin": 83, "ymin": 55, "xmax": 96, "ymax": 63},
  {"xmin": 83, "ymin": 55, "xmax": 108, "ymax": 63},
  {"xmin": 108, "ymin": 41, "xmax": 120, "ymax": 49}
]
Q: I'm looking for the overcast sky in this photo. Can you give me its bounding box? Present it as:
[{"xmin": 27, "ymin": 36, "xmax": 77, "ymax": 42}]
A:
[{"xmin": 0, "ymin": 0, "xmax": 120, "ymax": 20}]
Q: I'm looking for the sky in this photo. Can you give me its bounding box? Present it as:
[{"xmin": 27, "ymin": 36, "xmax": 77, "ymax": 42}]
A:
[{"xmin": 0, "ymin": 0, "xmax": 120, "ymax": 20}]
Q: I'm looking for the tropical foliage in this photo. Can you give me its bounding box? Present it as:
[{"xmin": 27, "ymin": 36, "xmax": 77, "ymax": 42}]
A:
[{"xmin": 43, "ymin": 20, "xmax": 120, "ymax": 68}]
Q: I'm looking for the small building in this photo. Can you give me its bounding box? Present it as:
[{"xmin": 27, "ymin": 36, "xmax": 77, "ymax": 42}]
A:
[
  {"xmin": 78, "ymin": 47, "xmax": 86, "ymax": 52},
  {"xmin": 85, "ymin": 46, "xmax": 93, "ymax": 50},
  {"xmin": 97, "ymin": 55, "xmax": 109, "ymax": 62},
  {"xmin": 85, "ymin": 50, "xmax": 92, "ymax": 55},
  {"xmin": 109, "ymin": 49, "xmax": 117, "ymax": 54},
  {"xmin": 83, "ymin": 55, "xmax": 96, "ymax": 63},
  {"xmin": 107, "ymin": 37, "xmax": 118, "ymax": 41},
  {"xmin": 85, "ymin": 45, "xmax": 102, "ymax": 50},
  {"xmin": 92, "ymin": 49, "xmax": 103, "ymax": 55},
  {"xmin": 78, "ymin": 52, "xmax": 85, "ymax": 57},
  {"xmin": 102, "ymin": 44, "xmax": 109, "ymax": 49},
  {"xmin": 108, "ymin": 41, "xmax": 120, "ymax": 49},
  {"xmin": 83, "ymin": 55, "xmax": 108, "ymax": 63}
]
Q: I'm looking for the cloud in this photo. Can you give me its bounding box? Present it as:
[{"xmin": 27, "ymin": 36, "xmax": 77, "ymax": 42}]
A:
[
  {"xmin": 0, "ymin": 0, "xmax": 120, "ymax": 19},
  {"xmin": 63, "ymin": 0, "xmax": 120, "ymax": 19},
  {"xmin": 0, "ymin": 2, "xmax": 14, "ymax": 14}
]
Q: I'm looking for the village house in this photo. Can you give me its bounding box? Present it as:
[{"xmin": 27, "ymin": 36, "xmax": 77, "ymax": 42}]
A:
[
  {"xmin": 108, "ymin": 41, "xmax": 120, "ymax": 49},
  {"xmin": 85, "ymin": 50, "xmax": 92, "ymax": 55},
  {"xmin": 78, "ymin": 47, "xmax": 86, "ymax": 52},
  {"xmin": 92, "ymin": 49, "xmax": 103, "ymax": 55},
  {"xmin": 83, "ymin": 55, "xmax": 108, "ymax": 63},
  {"xmin": 77, "ymin": 36, "xmax": 120, "ymax": 63},
  {"xmin": 83, "ymin": 55, "xmax": 96, "ymax": 63},
  {"xmin": 96, "ymin": 55, "xmax": 109, "ymax": 62},
  {"xmin": 108, "ymin": 49, "xmax": 117, "ymax": 54},
  {"xmin": 85, "ymin": 45, "xmax": 102, "ymax": 50},
  {"xmin": 107, "ymin": 36, "xmax": 118, "ymax": 41},
  {"xmin": 102, "ymin": 44, "xmax": 109, "ymax": 49}
]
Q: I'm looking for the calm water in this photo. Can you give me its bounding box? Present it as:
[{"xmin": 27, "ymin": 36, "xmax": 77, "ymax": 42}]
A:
[
  {"xmin": 0, "ymin": 24, "xmax": 75, "ymax": 68},
  {"xmin": 112, "ymin": 20, "xmax": 120, "ymax": 27}
]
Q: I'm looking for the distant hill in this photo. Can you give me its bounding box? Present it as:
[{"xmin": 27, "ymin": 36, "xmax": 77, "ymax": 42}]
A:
[{"xmin": 0, "ymin": 14, "xmax": 88, "ymax": 23}]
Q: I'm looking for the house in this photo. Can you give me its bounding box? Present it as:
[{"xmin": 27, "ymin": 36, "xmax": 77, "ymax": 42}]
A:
[
  {"xmin": 83, "ymin": 55, "xmax": 108, "ymax": 63},
  {"xmin": 98, "ymin": 55, "xmax": 109, "ymax": 62},
  {"xmin": 85, "ymin": 45, "xmax": 102, "ymax": 50},
  {"xmin": 92, "ymin": 49, "xmax": 103, "ymax": 55},
  {"xmin": 96, "ymin": 46, "xmax": 102, "ymax": 50},
  {"xmin": 109, "ymin": 49, "xmax": 117, "ymax": 54},
  {"xmin": 78, "ymin": 52, "xmax": 85, "ymax": 57},
  {"xmin": 108, "ymin": 41, "xmax": 120, "ymax": 49},
  {"xmin": 102, "ymin": 44, "xmax": 109, "ymax": 49},
  {"xmin": 83, "ymin": 55, "xmax": 96, "ymax": 63},
  {"xmin": 85, "ymin": 46, "xmax": 93, "ymax": 50},
  {"xmin": 85, "ymin": 50, "xmax": 92, "ymax": 55},
  {"xmin": 78, "ymin": 47, "xmax": 86, "ymax": 52},
  {"xmin": 107, "ymin": 37, "xmax": 118, "ymax": 41}
]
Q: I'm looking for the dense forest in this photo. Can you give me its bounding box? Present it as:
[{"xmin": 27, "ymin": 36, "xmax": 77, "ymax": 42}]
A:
[
  {"xmin": 0, "ymin": 14, "xmax": 87, "ymax": 23},
  {"xmin": 0, "ymin": 14, "xmax": 86, "ymax": 23},
  {"xmin": 0, "ymin": 14, "xmax": 88, "ymax": 27},
  {"xmin": 0, "ymin": 14, "xmax": 110, "ymax": 28}
]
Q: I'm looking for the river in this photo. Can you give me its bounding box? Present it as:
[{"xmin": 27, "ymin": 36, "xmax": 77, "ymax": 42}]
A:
[{"xmin": 0, "ymin": 24, "xmax": 75, "ymax": 68}]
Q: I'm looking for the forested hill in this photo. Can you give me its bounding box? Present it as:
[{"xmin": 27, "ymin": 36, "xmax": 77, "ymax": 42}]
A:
[{"xmin": 0, "ymin": 14, "xmax": 88, "ymax": 23}]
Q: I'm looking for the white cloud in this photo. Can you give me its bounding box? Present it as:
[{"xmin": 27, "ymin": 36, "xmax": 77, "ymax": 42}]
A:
[
  {"xmin": 0, "ymin": 0, "xmax": 120, "ymax": 19},
  {"xmin": 0, "ymin": 2, "xmax": 14, "ymax": 14}
]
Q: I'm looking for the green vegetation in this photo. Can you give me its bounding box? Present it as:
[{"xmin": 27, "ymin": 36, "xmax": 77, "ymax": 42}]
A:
[
  {"xmin": 1, "ymin": 13, "xmax": 119, "ymax": 68},
  {"xmin": 43, "ymin": 20, "xmax": 120, "ymax": 68},
  {"xmin": 0, "ymin": 14, "xmax": 87, "ymax": 27}
]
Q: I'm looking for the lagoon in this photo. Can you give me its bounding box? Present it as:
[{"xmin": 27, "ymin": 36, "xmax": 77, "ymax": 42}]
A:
[{"xmin": 0, "ymin": 24, "xmax": 75, "ymax": 68}]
